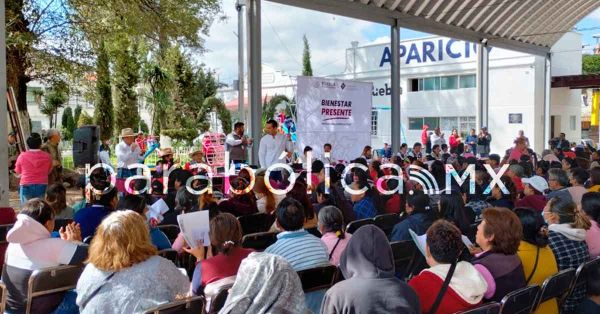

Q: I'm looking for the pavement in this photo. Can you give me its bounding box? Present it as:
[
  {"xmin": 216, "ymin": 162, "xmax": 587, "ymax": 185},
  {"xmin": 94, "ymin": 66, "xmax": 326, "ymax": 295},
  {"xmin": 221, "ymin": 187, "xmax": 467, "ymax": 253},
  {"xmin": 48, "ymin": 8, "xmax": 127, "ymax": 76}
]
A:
[{"xmin": 9, "ymin": 188, "xmax": 84, "ymax": 211}]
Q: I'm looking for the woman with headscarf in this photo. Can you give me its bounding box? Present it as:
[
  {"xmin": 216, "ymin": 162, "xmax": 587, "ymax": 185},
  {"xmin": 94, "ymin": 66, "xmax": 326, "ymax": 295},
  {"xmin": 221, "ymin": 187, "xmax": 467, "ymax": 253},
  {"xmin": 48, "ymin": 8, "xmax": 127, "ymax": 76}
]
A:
[
  {"xmin": 321, "ymin": 225, "xmax": 420, "ymax": 313},
  {"xmin": 218, "ymin": 252, "xmax": 308, "ymax": 314}
]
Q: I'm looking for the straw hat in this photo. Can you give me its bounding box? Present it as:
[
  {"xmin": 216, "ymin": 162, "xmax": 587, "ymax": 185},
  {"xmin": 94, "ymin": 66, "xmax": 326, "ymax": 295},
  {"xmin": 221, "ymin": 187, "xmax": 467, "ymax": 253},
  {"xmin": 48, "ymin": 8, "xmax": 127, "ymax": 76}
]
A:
[
  {"xmin": 189, "ymin": 148, "xmax": 203, "ymax": 158},
  {"xmin": 120, "ymin": 128, "xmax": 136, "ymax": 138},
  {"xmin": 159, "ymin": 147, "xmax": 174, "ymax": 157}
]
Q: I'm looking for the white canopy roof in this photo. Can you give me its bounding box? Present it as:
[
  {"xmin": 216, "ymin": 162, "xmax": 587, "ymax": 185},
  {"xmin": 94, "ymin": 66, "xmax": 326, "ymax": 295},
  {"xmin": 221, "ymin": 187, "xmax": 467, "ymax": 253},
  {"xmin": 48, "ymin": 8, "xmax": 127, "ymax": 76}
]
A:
[{"xmin": 269, "ymin": 0, "xmax": 600, "ymax": 55}]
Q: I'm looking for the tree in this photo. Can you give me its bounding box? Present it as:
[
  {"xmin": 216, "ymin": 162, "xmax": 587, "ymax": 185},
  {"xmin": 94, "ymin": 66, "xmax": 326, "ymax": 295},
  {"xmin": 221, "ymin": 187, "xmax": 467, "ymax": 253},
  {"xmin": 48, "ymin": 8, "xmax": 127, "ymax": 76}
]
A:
[
  {"xmin": 61, "ymin": 107, "xmax": 75, "ymax": 140},
  {"xmin": 140, "ymin": 119, "xmax": 149, "ymax": 134},
  {"xmin": 302, "ymin": 35, "xmax": 313, "ymax": 76},
  {"xmin": 112, "ymin": 37, "xmax": 141, "ymax": 132},
  {"xmin": 73, "ymin": 105, "xmax": 83, "ymax": 127},
  {"xmin": 144, "ymin": 63, "xmax": 172, "ymax": 135},
  {"xmin": 77, "ymin": 111, "xmax": 94, "ymax": 127},
  {"xmin": 41, "ymin": 82, "xmax": 68, "ymax": 128},
  {"xmin": 93, "ymin": 42, "xmax": 114, "ymax": 140},
  {"xmin": 583, "ymin": 54, "xmax": 600, "ymax": 74}
]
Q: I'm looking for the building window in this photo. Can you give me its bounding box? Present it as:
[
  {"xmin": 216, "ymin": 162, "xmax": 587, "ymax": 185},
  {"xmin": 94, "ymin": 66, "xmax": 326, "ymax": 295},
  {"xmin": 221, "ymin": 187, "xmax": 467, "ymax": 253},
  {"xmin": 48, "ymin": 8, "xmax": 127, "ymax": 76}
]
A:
[
  {"xmin": 459, "ymin": 74, "xmax": 476, "ymax": 88},
  {"xmin": 459, "ymin": 116, "xmax": 476, "ymax": 135},
  {"xmin": 423, "ymin": 77, "xmax": 440, "ymax": 91},
  {"xmin": 409, "ymin": 117, "xmax": 424, "ymax": 130},
  {"xmin": 423, "ymin": 117, "xmax": 439, "ymax": 129},
  {"xmin": 440, "ymin": 76, "xmax": 458, "ymax": 90},
  {"xmin": 371, "ymin": 110, "xmax": 378, "ymax": 135},
  {"xmin": 570, "ymin": 115, "xmax": 576, "ymax": 131},
  {"xmin": 441, "ymin": 117, "xmax": 459, "ymax": 131}
]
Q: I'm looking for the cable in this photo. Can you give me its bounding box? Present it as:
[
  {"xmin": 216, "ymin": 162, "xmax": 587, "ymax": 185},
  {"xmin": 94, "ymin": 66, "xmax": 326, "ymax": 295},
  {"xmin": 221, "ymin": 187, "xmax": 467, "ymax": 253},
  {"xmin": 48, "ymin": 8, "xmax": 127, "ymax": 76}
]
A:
[{"xmin": 263, "ymin": 13, "xmax": 302, "ymax": 67}]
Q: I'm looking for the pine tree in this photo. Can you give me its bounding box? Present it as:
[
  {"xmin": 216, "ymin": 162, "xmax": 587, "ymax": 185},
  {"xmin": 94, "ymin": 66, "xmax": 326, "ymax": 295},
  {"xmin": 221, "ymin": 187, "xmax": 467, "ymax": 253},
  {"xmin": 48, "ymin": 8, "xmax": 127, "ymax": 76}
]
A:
[
  {"xmin": 113, "ymin": 38, "xmax": 141, "ymax": 132},
  {"xmin": 302, "ymin": 35, "xmax": 313, "ymax": 76},
  {"xmin": 73, "ymin": 105, "xmax": 82, "ymax": 126},
  {"xmin": 93, "ymin": 42, "xmax": 114, "ymax": 140}
]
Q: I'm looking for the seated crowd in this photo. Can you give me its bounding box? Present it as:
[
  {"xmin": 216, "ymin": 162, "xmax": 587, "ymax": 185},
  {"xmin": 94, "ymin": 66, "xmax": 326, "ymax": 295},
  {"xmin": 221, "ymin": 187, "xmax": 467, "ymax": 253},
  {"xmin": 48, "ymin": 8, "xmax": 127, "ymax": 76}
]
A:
[{"xmin": 2, "ymin": 134, "xmax": 600, "ymax": 314}]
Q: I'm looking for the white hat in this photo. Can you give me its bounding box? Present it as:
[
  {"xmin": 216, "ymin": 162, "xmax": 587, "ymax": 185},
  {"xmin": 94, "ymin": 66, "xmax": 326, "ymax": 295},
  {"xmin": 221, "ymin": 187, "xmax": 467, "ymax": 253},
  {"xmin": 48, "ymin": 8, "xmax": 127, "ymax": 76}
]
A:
[
  {"xmin": 120, "ymin": 128, "xmax": 136, "ymax": 138},
  {"xmin": 522, "ymin": 176, "xmax": 548, "ymax": 194}
]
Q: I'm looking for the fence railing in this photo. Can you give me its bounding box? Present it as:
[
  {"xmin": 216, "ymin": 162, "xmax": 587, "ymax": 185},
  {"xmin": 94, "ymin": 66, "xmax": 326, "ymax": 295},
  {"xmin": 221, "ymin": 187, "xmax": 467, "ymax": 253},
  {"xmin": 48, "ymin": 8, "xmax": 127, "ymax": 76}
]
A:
[{"xmin": 61, "ymin": 146, "xmax": 197, "ymax": 170}]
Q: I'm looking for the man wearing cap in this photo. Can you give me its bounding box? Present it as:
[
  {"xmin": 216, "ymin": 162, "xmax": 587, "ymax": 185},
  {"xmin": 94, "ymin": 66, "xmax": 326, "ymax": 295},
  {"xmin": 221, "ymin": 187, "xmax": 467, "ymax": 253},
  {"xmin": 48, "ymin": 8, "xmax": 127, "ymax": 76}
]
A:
[
  {"xmin": 225, "ymin": 122, "xmax": 251, "ymax": 165},
  {"xmin": 477, "ymin": 127, "xmax": 492, "ymax": 158},
  {"xmin": 116, "ymin": 128, "xmax": 143, "ymax": 178},
  {"xmin": 516, "ymin": 176, "xmax": 548, "ymax": 212},
  {"xmin": 41, "ymin": 128, "xmax": 62, "ymax": 184}
]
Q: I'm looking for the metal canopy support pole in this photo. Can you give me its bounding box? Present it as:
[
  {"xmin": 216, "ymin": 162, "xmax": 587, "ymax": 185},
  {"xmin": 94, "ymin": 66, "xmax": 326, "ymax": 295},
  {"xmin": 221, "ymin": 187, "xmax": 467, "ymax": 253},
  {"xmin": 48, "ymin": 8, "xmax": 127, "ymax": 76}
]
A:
[
  {"xmin": 247, "ymin": 0, "xmax": 262, "ymax": 165},
  {"xmin": 390, "ymin": 21, "xmax": 401, "ymax": 154},
  {"xmin": 0, "ymin": 0, "xmax": 9, "ymax": 207},
  {"xmin": 236, "ymin": 1, "xmax": 245, "ymax": 123},
  {"xmin": 544, "ymin": 53, "xmax": 552, "ymax": 149},
  {"xmin": 476, "ymin": 42, "xmax": 489, "ymax": 130}
]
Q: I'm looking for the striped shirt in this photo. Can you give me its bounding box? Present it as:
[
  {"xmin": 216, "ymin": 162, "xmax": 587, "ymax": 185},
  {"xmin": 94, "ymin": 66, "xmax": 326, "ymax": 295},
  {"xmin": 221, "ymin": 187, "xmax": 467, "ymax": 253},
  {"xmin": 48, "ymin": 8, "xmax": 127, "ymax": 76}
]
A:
[{"xmin": 265, "ymin": 230, "xmax": 331, "ymax": 271}]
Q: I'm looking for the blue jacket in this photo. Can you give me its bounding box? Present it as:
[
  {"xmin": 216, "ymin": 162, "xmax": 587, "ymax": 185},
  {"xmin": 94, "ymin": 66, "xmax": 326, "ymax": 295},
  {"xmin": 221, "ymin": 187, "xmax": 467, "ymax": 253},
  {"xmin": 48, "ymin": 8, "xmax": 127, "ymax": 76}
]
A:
[
  {"xmin": 150, "ymin": 227, "xmax": 171, "ymax": 250},
  {"xmin": 390, "ymin": 212, "xmax": 433, "ymax": 242},
  {"xmin": 74, "ymin": 205, "xmax": 112, "ymax": 239}
]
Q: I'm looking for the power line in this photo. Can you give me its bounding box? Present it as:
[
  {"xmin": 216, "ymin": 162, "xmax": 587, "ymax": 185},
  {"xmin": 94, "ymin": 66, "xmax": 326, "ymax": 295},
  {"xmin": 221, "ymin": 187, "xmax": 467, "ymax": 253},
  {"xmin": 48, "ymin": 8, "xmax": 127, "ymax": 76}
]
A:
[{"xmin": 263, "ymin": 13, "xmax": 302, "ymax": 67}]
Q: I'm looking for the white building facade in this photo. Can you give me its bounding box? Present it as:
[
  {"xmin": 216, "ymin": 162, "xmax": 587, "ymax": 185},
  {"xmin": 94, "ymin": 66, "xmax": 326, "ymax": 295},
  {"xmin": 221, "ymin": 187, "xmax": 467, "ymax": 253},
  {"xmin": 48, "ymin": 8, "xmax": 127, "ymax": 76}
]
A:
[{"xmin": 220, "ymin": 33, "xmax": 584, "ymax": 155}]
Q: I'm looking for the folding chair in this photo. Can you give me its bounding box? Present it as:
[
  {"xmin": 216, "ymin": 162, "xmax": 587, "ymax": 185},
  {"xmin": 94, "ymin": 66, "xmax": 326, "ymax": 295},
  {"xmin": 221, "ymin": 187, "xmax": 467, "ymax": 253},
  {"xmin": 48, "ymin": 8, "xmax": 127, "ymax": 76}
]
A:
[
  {"xmin": 144, "ymin": 295, "xmax": 205, "ymax": 314},
  {"xmin": 83, "ymin": 236, "xmax": 93, "ymax": 244},
  {"xmin": 208, "ymin": 285, "xmax": 231, "ymax": 314},
  {"xmin": 346, "ymin": 218, "xmax": 374, "ymax": 234},
  {"xmin": 158, "ymin": 249, "xmax": 179, "ymax": 266},
  {"xmin": 157, "ymin": 225, "xmax": 181, "ymax": 244},
  {"xmin": 499, "ymin": 285, "xmax": 540, "ymax": 314},
  {"xmin": 390, "ymin": 240, "xmax": 418, "ymax": 280},
  {"xmin": 26, "ymin": 264, "xmax": 85, "ymax": 314},
  {"xmin": 305, "ymin": 227, "xmax": 321, "ymax": 238},
  {"xmin": 567, "ymin": 256, "xmax": 600, "ymax": 300},
  {"xmin": 459, "ymin": 302, "xmax": 500, "ymax": 314},
  {"xmin": 237, "ymin": 213, "xmax": 276, "ymax": 235},
  {"xmin": 0, "ymin": 224, "xmax": 14, "ymax": 245},
  {"xmin": 373, "ymin": 213, "xmax": 400, "ymax": 236},
  {"xmin": 53, "ymin": 219, "xmax": 73, "ymax": 232},
  {"xmin": 241, "ymin": 231, "xmax": 279, "ymax": 251},
  {"xmin": 297, "ymin": 265, "xmax": 338, "ymax": 293},
  {"xmin": 532, "ymin": 268, "xmax": 576, "ymax": 311}
]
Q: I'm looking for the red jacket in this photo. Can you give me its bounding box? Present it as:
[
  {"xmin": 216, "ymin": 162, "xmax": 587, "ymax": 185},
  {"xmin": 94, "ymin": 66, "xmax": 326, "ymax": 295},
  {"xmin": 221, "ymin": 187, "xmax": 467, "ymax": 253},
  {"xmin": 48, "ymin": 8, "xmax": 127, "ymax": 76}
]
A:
[
  {"xmin": 421, "ymin": 129, "xmax": 429, "ymax": 144},
  {"xmin": 409, "ymin": 270, "xmax": 483, "ymax": 314}
]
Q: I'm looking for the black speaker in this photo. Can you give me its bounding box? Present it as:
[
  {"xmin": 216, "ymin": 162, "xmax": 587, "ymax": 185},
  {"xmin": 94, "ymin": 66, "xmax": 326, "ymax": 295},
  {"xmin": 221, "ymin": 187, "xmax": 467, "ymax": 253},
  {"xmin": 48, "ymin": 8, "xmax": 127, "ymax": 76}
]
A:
[{"xmin": 73, "ymin": 125, "xmax": 99, "ymax": 167}]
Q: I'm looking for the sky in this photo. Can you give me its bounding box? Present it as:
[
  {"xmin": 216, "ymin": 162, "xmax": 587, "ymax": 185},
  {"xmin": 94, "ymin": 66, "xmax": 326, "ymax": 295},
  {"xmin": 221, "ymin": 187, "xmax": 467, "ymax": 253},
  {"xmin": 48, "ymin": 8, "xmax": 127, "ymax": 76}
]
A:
[{"xmin": 197, "ymin": 0, "xmax": 600, "ymax": 85}]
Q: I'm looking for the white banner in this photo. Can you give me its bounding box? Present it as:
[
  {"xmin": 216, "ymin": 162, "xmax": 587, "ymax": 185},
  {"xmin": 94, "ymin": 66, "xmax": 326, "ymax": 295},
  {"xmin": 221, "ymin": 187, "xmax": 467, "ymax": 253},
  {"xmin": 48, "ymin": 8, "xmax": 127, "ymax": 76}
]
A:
[{"xmin": 296, "ymin": 76, "xmax": 373, "ymax": 162}]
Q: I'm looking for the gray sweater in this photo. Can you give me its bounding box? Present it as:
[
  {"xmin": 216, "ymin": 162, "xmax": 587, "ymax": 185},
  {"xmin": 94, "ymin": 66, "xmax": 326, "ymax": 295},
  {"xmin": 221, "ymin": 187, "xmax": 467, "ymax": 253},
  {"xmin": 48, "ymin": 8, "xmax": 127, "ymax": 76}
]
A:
[{"xmin": 76, "ymin": 256, "xmax": 189, "ymax": 314}]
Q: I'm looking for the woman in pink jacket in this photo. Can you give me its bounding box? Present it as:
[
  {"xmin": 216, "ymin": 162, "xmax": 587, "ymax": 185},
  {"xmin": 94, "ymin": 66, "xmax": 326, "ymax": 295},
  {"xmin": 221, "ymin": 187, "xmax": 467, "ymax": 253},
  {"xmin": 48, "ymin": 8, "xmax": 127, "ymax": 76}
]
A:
[{"xmin": 14, "ymin": 133, "xmax": 53, "ymax": 204}]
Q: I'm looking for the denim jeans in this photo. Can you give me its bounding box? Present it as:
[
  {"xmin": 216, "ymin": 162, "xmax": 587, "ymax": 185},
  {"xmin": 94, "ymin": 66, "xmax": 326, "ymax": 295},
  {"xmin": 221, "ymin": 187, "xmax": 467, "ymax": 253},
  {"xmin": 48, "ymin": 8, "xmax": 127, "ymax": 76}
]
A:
[{"xmin": 19, "ymin": 184, "xmax": 47, "ymax": 204}]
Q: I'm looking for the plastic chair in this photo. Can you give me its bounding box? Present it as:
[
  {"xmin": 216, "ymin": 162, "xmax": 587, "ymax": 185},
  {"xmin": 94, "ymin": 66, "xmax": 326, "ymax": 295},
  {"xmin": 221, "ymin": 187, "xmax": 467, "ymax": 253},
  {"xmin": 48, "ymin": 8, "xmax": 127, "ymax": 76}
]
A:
[
  {"xmin": 0, "ymin": 224, "xmax": 14, "ymax": 245},
  {"xmin": 567, "ymin": 256, "xmax": 600, "ymax": 300},
  {"xmin": 346, "ymin": 218, "xmax": 374, "ymax": 234},
  {"xmin": 499, "ymin": 285, "xmax": 540, "ymax": 314},
  {"xmin": 532, "ymin": 268, "xmax": 576, "ymax": 311},
  {"xmin": 158, "ymin": 249, "xmax": 179, "ymax": 266},
  {"xmin": 459, "ymin": 302, "xmax": 500, "ymax": 314},
  {"xmin": 237, "ymin": 213, "xmax": 276, "ymax": 235},
  {"xmin": 373, "ymin": 213, "xmax": 400, "ymax": 235},
  {"xmin": 157, "ymin": 225, "xmax": 180, "ymax": 244},
  {"xmin": 390, "ymin": 240, "xmax": 418, "ymax": 279},
  {"xmin": 208, "ymin": 285, "xmax": 230, "ymax": 314},
  {"xmin": 26, "ymin": 265, "xmax": 85, "ymax": 314},
  {"xmin": 241, "ymin": 231, "xmax": 279, "ymax": 251},
  {"xmin": 144, "ymin": 295, "xmax": 205, "ymax": 314},
  {"xmin": 297, "ymin": 265, "xmax": 339, "ymax": 293}
]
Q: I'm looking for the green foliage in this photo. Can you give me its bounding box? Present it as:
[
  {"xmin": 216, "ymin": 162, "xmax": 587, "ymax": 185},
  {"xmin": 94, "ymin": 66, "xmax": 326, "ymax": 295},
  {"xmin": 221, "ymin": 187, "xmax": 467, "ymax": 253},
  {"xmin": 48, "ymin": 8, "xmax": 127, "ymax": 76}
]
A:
[
  {"xmin": 77, "ymin": 111, "xmax": 94, "ymax": 127},
  {"xmin": 199, "ymin": 97, "xmax": 231, "ymax": 133},
  {"xmin": 73, "ymin": 105, "xmax": 82, "ymax": 127},
  {"xmin": 61, "ymin": 107, "xmax": 75, "ymax": 140},
  {"xmin": 112, "ymin": 37, "xmax": 141, "ymax": 132},
  {"xmin": 41, "ymin": 85, "xmax": 68, "ymax": 128},
  {"xmin": 140, "ymin": 119, "xmax": 149, "ymax": 134},
  {"xmin": 160, "ymin": 129, "xmax": 197, "ymax": 144},
  {"xmin": 302, "ymin": 35, "xmax": 313, "ymax": 76},
  {"xmin": 143, "ymin": 62, "xmax": 172, "ymax": 135},
  {"xmin": 93, "ymin": 42, "xmax": 114, "ymax": 141},
  {"xmin": 583, "ymin": 54, "xmax": 600, "ymax": 74},
  {"xmin": 262, "ymin": 94, "xmax": 291, "ymax": 125}
]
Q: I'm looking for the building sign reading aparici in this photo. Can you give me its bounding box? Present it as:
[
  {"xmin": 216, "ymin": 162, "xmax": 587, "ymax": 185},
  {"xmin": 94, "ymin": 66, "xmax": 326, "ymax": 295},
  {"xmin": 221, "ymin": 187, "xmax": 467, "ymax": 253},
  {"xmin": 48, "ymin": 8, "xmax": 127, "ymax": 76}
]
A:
[{"xmin": 379, "ymin": 38, "xmax": 493, "ymax": 67}]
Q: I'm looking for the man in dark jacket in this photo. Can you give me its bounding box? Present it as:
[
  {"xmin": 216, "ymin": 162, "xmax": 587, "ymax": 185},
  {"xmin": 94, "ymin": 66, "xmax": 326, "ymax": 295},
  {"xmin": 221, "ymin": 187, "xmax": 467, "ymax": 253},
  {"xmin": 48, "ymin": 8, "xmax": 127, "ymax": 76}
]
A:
[{"xmin": 390, "ymin": 192, "xmax": 435, "ymax": 242}]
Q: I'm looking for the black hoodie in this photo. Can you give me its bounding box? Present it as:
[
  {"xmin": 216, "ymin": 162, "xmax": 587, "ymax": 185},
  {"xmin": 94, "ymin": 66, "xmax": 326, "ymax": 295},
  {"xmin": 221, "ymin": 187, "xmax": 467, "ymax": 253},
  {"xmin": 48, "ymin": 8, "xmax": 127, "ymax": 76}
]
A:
[{"xmin": 321, "ymin": 225, "xmax": 420, "ymax": 313}]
